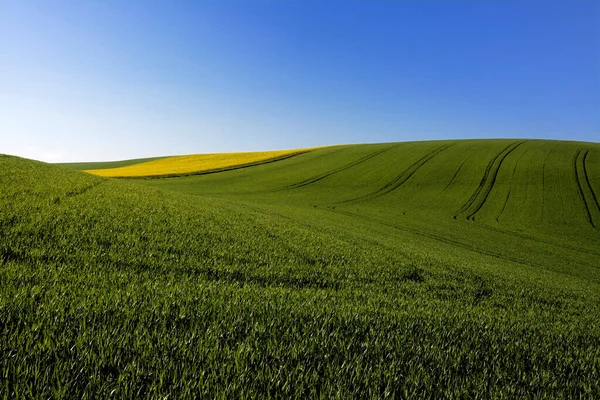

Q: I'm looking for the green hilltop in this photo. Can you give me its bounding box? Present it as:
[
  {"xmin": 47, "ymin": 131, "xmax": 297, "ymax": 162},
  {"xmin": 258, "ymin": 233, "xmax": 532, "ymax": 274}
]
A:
[{"xmin": 2, "ymin": 138, "xmax": 599, "ymax": 398}]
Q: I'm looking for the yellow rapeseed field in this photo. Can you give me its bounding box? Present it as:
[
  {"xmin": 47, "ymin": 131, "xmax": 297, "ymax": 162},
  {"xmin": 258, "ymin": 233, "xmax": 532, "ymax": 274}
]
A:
[{"xmin": 85, "ymin": 149, "xmax": 314, "ymax": 178}]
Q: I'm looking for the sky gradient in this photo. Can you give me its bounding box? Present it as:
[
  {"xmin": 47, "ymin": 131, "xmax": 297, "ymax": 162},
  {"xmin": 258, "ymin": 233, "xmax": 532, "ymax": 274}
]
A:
[{"xmin": 1, "ymin": 1, "xmax": 598, "ymax": 162}]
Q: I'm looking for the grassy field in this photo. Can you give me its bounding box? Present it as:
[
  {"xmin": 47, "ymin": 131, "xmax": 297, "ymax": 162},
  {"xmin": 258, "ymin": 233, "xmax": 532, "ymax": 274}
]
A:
[
  {"xmin": 2, "ymin": 139, "xmax": 599, "ymax": 398},
  {"xmin": 82, "ymin": 148, "xmax": 314, "ymax": 178}
]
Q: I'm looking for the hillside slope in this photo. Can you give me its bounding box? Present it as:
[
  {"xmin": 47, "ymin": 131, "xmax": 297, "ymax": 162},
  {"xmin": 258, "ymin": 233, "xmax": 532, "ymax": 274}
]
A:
[
  {"xmin": 145, "ymin": 139, "xmax": 600, "ymax": 281},
  {"xmin": 2, "ymin": 139, "xmax": 600, "ymax": 398}
]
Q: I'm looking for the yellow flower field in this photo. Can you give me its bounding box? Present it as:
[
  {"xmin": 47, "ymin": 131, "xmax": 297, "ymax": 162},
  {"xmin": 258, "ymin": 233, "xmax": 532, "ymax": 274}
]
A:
[{"xmin": 85, "ymin": 148, "xmax": 314, "ymax": 178}]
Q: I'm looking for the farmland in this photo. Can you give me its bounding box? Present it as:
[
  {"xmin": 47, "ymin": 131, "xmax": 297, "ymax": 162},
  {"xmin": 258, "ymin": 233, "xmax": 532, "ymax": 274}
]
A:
[
  {"xmin": 1, "ymin": 139, "xmax": 600, "ymax": 398},
  {"xmin": 82, "ymin": 148, "xmax": 314, "ymax": 178}
]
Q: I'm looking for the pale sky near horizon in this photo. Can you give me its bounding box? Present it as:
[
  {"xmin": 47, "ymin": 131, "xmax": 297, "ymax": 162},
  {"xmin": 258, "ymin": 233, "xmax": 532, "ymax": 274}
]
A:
[{"xmin": 1, "ymin": 1, "xmax": 598, "ymax": 162}]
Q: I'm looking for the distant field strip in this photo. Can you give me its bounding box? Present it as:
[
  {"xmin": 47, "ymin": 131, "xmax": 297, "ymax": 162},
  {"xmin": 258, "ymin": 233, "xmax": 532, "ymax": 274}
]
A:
[
  {"xmin": 455, "ymin": 141, "xmax": 524, "ymax": 220},
  {"xmin": 86, "ymin": 149, "xmax": 315, "ymax": 178},
  {"xmin": 574, "ymin": 149, "xmax": 600, "ymax": 229},
  {"xmin": 284, "ymin": 145, "xmax": 399, "ymax": 190},
  {"xmin": 336, "ymin": 143, "xmax": 454, "ymax": 205}
]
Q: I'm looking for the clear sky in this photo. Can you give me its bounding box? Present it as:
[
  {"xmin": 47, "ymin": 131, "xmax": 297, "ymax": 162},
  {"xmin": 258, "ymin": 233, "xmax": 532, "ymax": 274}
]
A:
[{"xmin": 1, "ymin": 1, "xmax": 598, "ymax": 162}]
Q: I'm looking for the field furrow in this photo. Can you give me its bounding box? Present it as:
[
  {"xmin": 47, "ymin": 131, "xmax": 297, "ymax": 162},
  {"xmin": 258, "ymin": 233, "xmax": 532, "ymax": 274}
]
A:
[
  {"xmin": 335, "ymin": 143, "xmax": 454, "ymax": 205},
  {"xmin": 443, "ymin": 160, "xmax": 466, "ymax": 191},
  {"xmin": 473, "ymin": 221, "xmax": 600, "ymax": 258},
  {"xmin": 494, "ymin": 146, "xmax": 530, "ymax": 223},
  {"xmin": 455, "ymin": 141, "xmax": 524, "ymax": 220},
  {"xmin": 324, "ymin": 207, "xmax": 570, "ymax": 272},
  {"xmin": 284, "ymin": 145, "xmax": 398, "ymax": 190},
  {"xmin": 573, "ymin": 149, "xmax": 600, "ymax": 230},
  {"xmin": 496, "ymin": 190, "xmax": 511, "ymax": 223},
  {"xmin": 583, "ymin": 150, "xmax": 600, "ymax": 225}
]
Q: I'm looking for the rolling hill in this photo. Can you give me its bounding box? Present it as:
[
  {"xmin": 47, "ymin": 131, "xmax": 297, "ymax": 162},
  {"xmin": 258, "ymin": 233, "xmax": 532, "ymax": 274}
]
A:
[{"xmin": 2, "ymin": 139, "xmax": 599, "ymax": 398}]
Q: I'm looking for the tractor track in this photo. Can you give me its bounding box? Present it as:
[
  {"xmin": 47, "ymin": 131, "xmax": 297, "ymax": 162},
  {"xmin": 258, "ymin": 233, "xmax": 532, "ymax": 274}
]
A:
[
  {"xmin": 582, "ymin": 150, "xmax": 600, "ymax": 226},
  {"xmin": 573, "ymin": 149, "xmax": 600, "ymax": 230},
  {"xmin": 495, "ymin": 147, "xmax": 529, "ymax": 223},
  {"xmin": 240, "ymin": 198, "xmax": 600, "ymax": 269},
  {"xmin": 320, "ymin": 207, "xmax": 559, "ymax": 271},
  {"xmin": 495, "ymin": 190, "xmax": 511, "ymax": 223},
  {"xmin": 333, "ymin": 143, "xmax": 454, "ymax": 206},
  {"xmin": 455, "ymin": 141, "xmax": 524, "ymax": 221},
  {"xmin": 443, "ymin": 161, "xmax": 466, "ymax": 191},
  {"xmin": 65, "ymin": 181, "xmax": 104, "ymax": 198},
  {"xmin": 282, "ymin": 145, "xmax": 399, "ymax": 191},
  {"xmin": 473, "ymin": 221, "xmax": 600, "ymax": 258},
  {"xmin": 539, "ymin": 144, "xmax": 557, "ymax": 223}
]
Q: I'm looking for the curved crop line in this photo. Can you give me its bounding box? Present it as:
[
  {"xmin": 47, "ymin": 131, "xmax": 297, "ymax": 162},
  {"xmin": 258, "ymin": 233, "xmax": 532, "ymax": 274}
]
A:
[
  {"xmin": 541, "ymin": 161, "xmax": 546, "ymax": 222},
  {"xmin": 443, "ymin": 161, "xmax": 466, "ymax": 192},
  {"xmin": 495, "ymin": 190, "xmax": 511, "ymax": 223},
  {"xmin": 495, "ymin": 147, "xmax": 529, "ymax": 223},
  {"xmin": 472, "ymin": 221, "xmax": 600, "ymax": 258},
  {"xmin": 573, "ymin": 150, "xmax": 596, "ymax": 229},
  {"xmin": 441, "ymin": 144, "xmax": 477, "ymax": 193},
  {"xmin": 334, "ymin": 143, "xmax": 454, "ymax": 205},
  {"xmin": 454, "ymin": 141, "xmax": 524, "ymax": 220},
  {"xmin": 237, "ymin": 200, "xmax": 545, "ymax": 268},
  {"xmin": 465, "ymin": 143, "xmax": 523, "ymax": 220},
  {"xmin": 573, "ymin": 150, "xmax": 590, "ymax": 225},
  {"xmin": 371, "ymin": 144, "xmax": 454, "ymax": 198},
  {"xmin": 582, "ymin": 151, "xmax": 600, "ymax": 222},
  {"xmin": 326, "ymin": 207, "xmax": 600, "ymax": 272},
  {"xmin": 283, "ymin": 145, "xmax": 399, "ymax": 191},
  {"xmin": 65, "ymin": 181, "xmax": 104, "ymax": 198},
  {"xmin": 321, "ymin": 207, "xmax": 553, "ymax": 270},
  {"xmin": 539, "ymin": 144, "xmax": 555, "ymax": 224},
  {"xmin": 455, "ymin": 145, "xmax": 510, "ymax": 218}
]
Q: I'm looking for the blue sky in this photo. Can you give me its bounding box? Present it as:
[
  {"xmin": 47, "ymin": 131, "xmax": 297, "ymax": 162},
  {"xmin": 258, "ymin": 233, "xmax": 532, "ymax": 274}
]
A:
[{"xmin": 1, "ymin": 1, "xmax": 598, "ymax": 162}]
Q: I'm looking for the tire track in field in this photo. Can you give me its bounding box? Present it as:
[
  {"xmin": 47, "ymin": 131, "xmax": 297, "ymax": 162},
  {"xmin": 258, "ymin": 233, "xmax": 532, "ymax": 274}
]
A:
[
  {"xmin": 234, "ymin": 198, "xmax": 600, "ymax": 272},
  {"xmin": 495, "ymin": 190, "xmax": 511, "ymax": 223},
  {"xmin": 454, "ymin": 141, "xmax": 525, "ymax": 221},
  {"xmin": 322, "ymin": 207, "xmax": 557, "ymax": 271},
  {"xmin": 540, "ymin": 145, "xmax": 557, "ymax": 223},
  {"xmin": 441, "ymin": 143, "xmax": 475, "ymax": 192},
  {"xmin": 472, "ymin": 221, "xmax": 600, "ymax": 258},
  {"xmin": 281, "ymin": 145, "xmax": 399, "ymax": 191},
  {"xmin": 333, "ymin": 143, "xmax": 454, "ymax": 205},
  {"xmin": 574, "ymin": 149, "xmax": 600, "ymax": 230},
  {"xmin": 495, "ymin": 147, "xmax": 529, "ymax": 223},
  {"xmin": 583, "ymin": 150, "xmax": 600, "ymax": 222},
  {"xmin": 443, "ymin": 160, "xmax": 466, "ymax": 191},
  {"xmin": 542, "ymin": 162, "xmax": 546, "ymax": 222},
  {"xmin": 65, "ymin": 181, "xmax": 104, "ymax": 198}
]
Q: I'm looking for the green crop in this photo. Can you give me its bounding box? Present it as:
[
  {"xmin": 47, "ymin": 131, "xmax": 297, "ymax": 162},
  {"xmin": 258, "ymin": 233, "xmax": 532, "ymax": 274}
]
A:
[{"xmin": 2, "ymin": 139, "xmax": 599, "ymax": 398}]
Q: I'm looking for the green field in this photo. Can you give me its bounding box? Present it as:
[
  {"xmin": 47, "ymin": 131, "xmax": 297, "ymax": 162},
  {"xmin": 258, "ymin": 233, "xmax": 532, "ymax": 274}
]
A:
[{"xmin": 2, "ymin": 139, "xmax": 600, "ymax": 398}]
